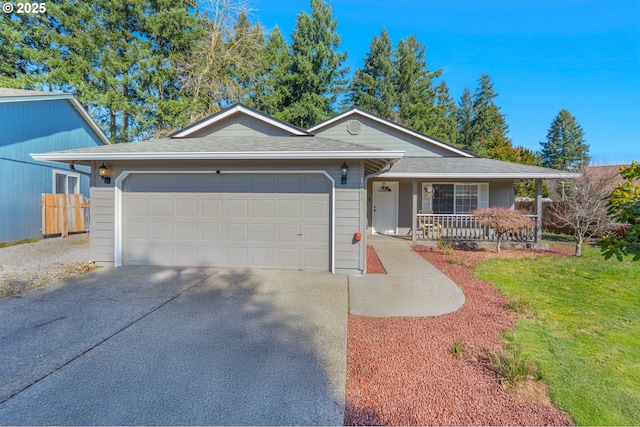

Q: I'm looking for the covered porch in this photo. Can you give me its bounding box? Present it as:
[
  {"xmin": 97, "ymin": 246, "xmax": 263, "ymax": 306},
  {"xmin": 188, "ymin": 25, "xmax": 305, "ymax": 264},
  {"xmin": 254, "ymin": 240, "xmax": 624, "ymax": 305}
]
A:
[{"xmin": 366, "ymin": 157, "xmax": 577, "ymax": 247}]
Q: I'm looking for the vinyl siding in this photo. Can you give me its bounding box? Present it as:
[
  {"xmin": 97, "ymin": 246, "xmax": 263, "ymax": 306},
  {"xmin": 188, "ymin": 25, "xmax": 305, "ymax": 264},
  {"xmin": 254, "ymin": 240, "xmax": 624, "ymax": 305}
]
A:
[
  {"xmin": 90, "ymin": 187, "xmax": 115, "ymax": 264},
  {"xmin": 312, "ymin": 115, "xmax": 456, "ymax": 157},
  {"xmin": 0, "ymin": 98, "xmax": 104, "ymax": 242},
  {"xmin": 184, "ymin": 114, "xmax": 300, "ymax": 137}
]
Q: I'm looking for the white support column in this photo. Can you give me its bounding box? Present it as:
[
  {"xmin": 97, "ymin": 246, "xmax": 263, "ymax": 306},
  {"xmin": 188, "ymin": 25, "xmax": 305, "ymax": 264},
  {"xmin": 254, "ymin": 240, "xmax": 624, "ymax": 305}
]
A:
[
  {"xmin": 412, "ymin": 179, "xmax": 418, "ymax": 246},
  {"xmin": 535, "ymin": 178, "xmax": 543, "ymax": 243}
]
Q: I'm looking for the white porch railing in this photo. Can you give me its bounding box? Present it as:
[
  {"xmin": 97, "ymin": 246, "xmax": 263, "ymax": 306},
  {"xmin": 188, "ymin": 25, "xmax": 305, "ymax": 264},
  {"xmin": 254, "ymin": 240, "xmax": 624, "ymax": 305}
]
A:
[{"xmin": 416, "ymin": 213, "xmax": 537, "ymax": 242}]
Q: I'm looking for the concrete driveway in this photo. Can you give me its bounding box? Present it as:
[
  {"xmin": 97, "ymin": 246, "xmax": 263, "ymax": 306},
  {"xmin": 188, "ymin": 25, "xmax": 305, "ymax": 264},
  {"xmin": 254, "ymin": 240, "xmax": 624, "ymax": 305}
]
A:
[{"xmin": 0, "ymin": 267, "xmax": 347, "ymax": 425}]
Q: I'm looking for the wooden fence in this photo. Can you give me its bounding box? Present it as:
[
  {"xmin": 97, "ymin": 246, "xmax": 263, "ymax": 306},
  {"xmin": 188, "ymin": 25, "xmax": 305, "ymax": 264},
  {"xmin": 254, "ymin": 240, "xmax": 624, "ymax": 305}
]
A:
[
  {"xmin": 515, "ymin": 201, "xmax": 572, "ymax": 234},
  {"xmin": 41, "ymin": 194, "xmax": 88, "ymax": 237}
]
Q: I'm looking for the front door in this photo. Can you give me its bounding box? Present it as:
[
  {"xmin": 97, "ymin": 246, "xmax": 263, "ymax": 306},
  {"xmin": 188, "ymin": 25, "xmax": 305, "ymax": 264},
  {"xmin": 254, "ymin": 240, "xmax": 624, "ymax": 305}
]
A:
[{"xmin": 372, "ymin": 181, "xmax": 399, "ymax": 234}]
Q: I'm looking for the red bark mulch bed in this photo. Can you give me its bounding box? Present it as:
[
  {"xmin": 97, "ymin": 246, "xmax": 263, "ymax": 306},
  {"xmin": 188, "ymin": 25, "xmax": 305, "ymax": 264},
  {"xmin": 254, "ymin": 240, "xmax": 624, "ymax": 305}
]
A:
[
  {"xmin": 367, "ymin": 245, "xmax": 387, "ymax": 274},
  {"xmin": 346, "ymin": 245, "xmax": 575, "ymax": 426}
]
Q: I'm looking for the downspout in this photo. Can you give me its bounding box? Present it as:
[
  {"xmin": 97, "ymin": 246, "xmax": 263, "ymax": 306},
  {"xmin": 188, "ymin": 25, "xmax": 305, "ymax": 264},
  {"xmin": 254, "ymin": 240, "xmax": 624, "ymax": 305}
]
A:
[
  {"xmin": 361, "ymin": 159, "xmax": 400, "ymax": 274},
  {"xmin": 69, "ymin": 162, "xmax": 91, "ymax": 178}
]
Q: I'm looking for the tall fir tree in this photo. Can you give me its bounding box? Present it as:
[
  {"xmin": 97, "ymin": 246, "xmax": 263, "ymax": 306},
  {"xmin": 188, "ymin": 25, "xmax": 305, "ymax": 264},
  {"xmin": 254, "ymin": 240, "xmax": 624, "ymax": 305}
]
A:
[
  {"xmin": 2, "ymin": 0, "xmax": 203, "ymax": 142},
  {"xmin": 281, "ymin": 0, "xmax": 349, "ymax": 127},
  {"xmin": 393, "ymin": 35, "xmax": 441, "ymax": 135},
  {"xmin": 457, "ymin": 74, "xmax": 508, "ymax": 156},
  {"xmin": 247, "ymin": 27, "xmax": 291, "ymax": 118},
  {"xmin": 540, "ymin": 109, "xmax": 589, "ymax": 170},
  {"xmin": 430, "ymin": 80, "xmax": 458, "ymax": 145},
  {"xmin": 346, "ymin": 28, "xmax": 395, "ymax": 119},
  {"xmin": 456, "ymin": 87, "xmax": 474, "ymax": 150}
]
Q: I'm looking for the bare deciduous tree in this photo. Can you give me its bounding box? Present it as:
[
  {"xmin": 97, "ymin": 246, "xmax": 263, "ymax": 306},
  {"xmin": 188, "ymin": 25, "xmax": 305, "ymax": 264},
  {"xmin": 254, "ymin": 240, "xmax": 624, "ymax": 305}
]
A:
[
  {"xmin": 549, "ymin": 165, "xmax": 621, "ymax": 256},
  {"xmin": 473, "ymin": 207, "xmax": 533, "ymax": 253},
  {"xmin": 179, "ymin": 0, "xmax": 265, "ymax": 122}
]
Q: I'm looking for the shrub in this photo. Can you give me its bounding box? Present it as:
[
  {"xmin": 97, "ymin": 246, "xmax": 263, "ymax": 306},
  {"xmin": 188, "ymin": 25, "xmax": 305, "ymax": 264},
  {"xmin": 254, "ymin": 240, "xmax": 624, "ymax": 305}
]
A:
[
  {"xmin": 487, "ymin": 347, "xmax": 542, "ymax": 387},
  {"xmin": 473, "ymin": 207, "xmax": 533, "ymax": 253}
]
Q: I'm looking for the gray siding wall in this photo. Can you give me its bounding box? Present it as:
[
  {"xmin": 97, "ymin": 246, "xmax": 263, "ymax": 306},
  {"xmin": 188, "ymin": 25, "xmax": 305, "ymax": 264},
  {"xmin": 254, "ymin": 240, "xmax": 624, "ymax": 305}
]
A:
[
  {"xmin": 187, "ymin": 114, "xmax": 298, "ymax": 137},
  {"xmin": 368, "ymin": 178, "xmax": 515, "ymax": 235},
  {"xmin": 0, "ymin": 98, "xmax": 103, "ymax": 243},
  {"xmin": 90, "ymin": 159, "xmax": 364, "ymax": 272},
  {"xmin": 90, "ymin": 186, "xmax": 115, "ymax": 264},
  {"xmin": 313, "ymin": 115, "xmax": 456, "ymax": 157}
]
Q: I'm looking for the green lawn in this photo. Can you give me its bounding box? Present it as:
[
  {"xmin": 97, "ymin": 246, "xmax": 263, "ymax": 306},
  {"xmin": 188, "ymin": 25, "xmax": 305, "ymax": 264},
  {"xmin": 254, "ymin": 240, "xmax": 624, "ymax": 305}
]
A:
[{"xmin": 475, "ymin": 244, "xmax": 640, "ymax": 425}]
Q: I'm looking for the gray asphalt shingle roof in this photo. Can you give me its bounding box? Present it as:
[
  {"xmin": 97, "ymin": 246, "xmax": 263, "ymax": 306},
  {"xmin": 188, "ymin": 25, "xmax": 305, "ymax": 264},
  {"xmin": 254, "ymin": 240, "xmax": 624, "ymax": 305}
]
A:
[
  {"xmin": 383, "ymin": 156, "xmax": 576, "ymax": 178},
  {"xmin": 44, "ymin": 135, "xmax": 382, "ymax": 154}
]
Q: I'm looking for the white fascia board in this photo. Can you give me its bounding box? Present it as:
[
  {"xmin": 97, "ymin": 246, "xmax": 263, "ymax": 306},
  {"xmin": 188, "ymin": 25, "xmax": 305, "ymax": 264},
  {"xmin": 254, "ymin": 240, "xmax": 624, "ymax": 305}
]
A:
[
  {"xmin": 31, "ymin": 150, "xmax": 405, "ymax": 162},
  {"xmin": 0, "ymin": 93, "xmax": 72, "ymax": 103},
  {"xmin": 172, "ymin": 105, "xmax": 309, "ymax": 137},
  {"xmin": 378, "ymin": 172, "xmax": 580, "ymax": 179},
  {"xmin": 309, "ymin": 109, "xmax": 473, "ymax": 158},
  {"xmin": 68, "ymin": 98, "xmax": 111, "ymax": 145}
]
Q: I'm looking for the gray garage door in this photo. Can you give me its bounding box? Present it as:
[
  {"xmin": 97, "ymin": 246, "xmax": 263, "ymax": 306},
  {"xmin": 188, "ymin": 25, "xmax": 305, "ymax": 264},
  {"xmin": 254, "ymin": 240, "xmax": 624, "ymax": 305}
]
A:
[{"xmin": 122, "ymin": 173, "xmax": 330, "ymax": 270}]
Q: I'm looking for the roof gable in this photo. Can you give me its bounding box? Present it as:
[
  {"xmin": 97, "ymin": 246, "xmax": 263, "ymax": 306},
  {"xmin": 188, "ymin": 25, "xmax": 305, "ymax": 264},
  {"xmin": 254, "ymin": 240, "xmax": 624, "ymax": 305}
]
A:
[
  {"xmin": 0, "ymin": 88, "xmax": 110, "ymax": 145},
  {"xmin": 171, "ymin": 104, "xmax": 312, "ymax": 138},
  {"xmin": 308, "ymin": 109, "xmax": 472, "ymax": 158}
]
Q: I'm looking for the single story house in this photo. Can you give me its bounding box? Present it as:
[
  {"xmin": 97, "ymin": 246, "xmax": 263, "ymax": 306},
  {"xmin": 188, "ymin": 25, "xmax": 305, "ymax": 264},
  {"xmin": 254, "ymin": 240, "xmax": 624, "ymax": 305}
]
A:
[
  {"xmin": 32, "ymin": 103, "xmax": 573, "ymax": 273},
  {"xmin": 0, "ymin": 88, "xmax": 110, "ymax": 243}
]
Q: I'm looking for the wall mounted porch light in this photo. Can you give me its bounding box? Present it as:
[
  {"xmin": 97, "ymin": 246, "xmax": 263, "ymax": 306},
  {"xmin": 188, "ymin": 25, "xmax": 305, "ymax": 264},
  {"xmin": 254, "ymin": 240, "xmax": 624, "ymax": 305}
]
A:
[
  {"xmin": 99, "ymin": 163, "xmax": 111, "ymax": 184},
  {"xmin": 340, "ymin": 161, "xmax": 349, "ymax": 185}
]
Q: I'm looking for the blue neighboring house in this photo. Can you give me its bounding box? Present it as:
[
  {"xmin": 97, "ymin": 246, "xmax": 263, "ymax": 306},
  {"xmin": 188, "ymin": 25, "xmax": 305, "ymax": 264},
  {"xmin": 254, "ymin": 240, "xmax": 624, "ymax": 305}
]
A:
[{"xmin": 0, "ymin": 88, "xmax": 110, "ymax": 243}]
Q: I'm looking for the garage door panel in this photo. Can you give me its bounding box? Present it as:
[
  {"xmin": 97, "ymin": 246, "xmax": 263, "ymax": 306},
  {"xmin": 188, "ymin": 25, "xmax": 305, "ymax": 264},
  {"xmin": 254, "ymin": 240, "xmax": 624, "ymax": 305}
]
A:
[
  {"xmin": 176, "ymin": 199, "xmax": 198, "ymax": 217},
  {"xmin": 303, "ymin": 248, "xmax": 329, "ymax": 269},
  {"xmin": 252, "ymin": 223, "xmax": 275, "ymax": 242},
  {"xmin": 201, "ymin": 200, "xmax": 222, "ymax": 217},
  {"xmin": 278, "ymin": 200, "xmax": 301, "ymax": 218},
  {"xmin": 201, "ymin": 223, "xmax": 222, "ymax": 240},
  {"xmin": 126, "ymin": 221, "xmax": 148, "ymax": 239},
  {"xmin": 201, "ymin": 246, "xmax": 223, "ymax": 264},
  {"xmin": 175, "ymin": 222, "xmax": 198, "ymax": 240},
  {"xmin": 151, "ymin": 199, "xmax": 172, "ymax": 216},
  {"xmin": 226, "ymin": 223, "xmax": 248, "ymax": 241},
  {"xmin": 251, "ymin": 247, "xmax": 275, "ymax": 267},
  {"xmin": 227, "ymin": 246, "xmax": 249, "ymax": 266},
  {"xmin": 227, "ymin": 199, "xmax": 249, "ymax": 217},
  {"xmin": 176, "ymin": 246, "xmax": 198, "ymax": 265},
  {"xmin": 251, "ymin": 199, "xmax": 274, "ymax": 217},
  {"xmin": 304, "ymin": 200, "xmax": 329, "ymax": 219},
  {"xmin": 151, "ymin": 222, "xmax": 173, "ymax": 240},
  {"xmin": 304, "ymin": 224, "xmax": 329, "ymax": 243},
  {"xmin": 278, "ymin": 248, "xmax": 301, "ymax": 268},
  {"xmin": 277, "ymin": 224, "xmax": 300, "ymax": 242},
  {"xmin": 123, "ymin": 174, "xmax": 330, "ymax": 270},
  {"xmin": 151, "ymin": 246, "xmax": 174, "ymax": 265}
]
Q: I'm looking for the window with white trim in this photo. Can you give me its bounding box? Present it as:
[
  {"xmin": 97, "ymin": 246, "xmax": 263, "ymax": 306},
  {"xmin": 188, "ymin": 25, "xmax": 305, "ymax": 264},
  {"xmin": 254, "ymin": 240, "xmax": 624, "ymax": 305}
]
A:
[
  {"xmin": 424, "ymin": 183, "xmax": 487, "ymax": 214},
  {"xmin": 53, "ymin": 171, "xmax": 80, "ymax": 194}
]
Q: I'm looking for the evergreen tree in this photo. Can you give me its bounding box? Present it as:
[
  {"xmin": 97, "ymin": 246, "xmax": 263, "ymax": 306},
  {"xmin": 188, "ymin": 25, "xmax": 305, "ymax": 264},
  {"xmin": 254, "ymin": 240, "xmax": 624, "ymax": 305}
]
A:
[
  {"xmin": 430, "ymin": 80, "xmax": 458, "ymax": 145},
  {"xmin": 2, "ymin": 0, "xmax": 203, "ymax": 142},
  {"xmin": 347, "ymin": 28, "xmax": 395, "ymax": 119},
  {"xmin": 456, "ymin": 74, "xmax": 508, "ymax": 156},
  {"xmin": 456, "ymin": 87, "xmax": 474, "ymax": 150},
  {"xmin": 540, "ymin": 109, "xmax": 589, "ymax": 170},
  {"xmin": 248, "ymin": 27, "xmax": 291, "ymax": 118},
  {"xmin": 281, "ymin": 0, "xmax": 349, "ymax": 127},
  {"xmin": 393, "ymin": 35, "xmax": 441, "ymax": 134}
]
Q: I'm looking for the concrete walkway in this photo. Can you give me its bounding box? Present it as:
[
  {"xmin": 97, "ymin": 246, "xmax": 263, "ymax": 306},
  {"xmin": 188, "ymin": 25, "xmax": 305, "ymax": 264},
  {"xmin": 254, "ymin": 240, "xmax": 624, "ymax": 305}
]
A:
[{"xmin": 349, "ymin": 236, "xmax": 465, "ymax": 317}]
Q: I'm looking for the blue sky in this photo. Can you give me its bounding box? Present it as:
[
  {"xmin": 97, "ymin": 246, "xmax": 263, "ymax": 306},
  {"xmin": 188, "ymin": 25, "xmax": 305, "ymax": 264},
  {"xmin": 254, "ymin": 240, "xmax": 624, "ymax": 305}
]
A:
[{"xmin": 250, "ymin": 0, "xmax": 639, "ymax": 165}]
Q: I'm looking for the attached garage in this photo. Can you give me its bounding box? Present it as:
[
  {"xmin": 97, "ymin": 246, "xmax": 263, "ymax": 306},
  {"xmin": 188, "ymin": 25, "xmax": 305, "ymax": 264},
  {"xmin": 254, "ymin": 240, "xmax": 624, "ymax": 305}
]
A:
[{"xmin": 120, "ymin": 172, "xmax": 331, "ymax": 270}]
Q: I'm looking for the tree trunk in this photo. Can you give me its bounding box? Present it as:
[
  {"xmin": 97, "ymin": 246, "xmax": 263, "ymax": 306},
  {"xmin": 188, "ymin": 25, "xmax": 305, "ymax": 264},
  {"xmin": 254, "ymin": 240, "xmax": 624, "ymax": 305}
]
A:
[
  {"xmin": 496, "ymin": 233, "xmax": 503, "ymax": 253},
  {"xmin": 575, "ymin": 235, "xmax": 583, "ymax": 256}
]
